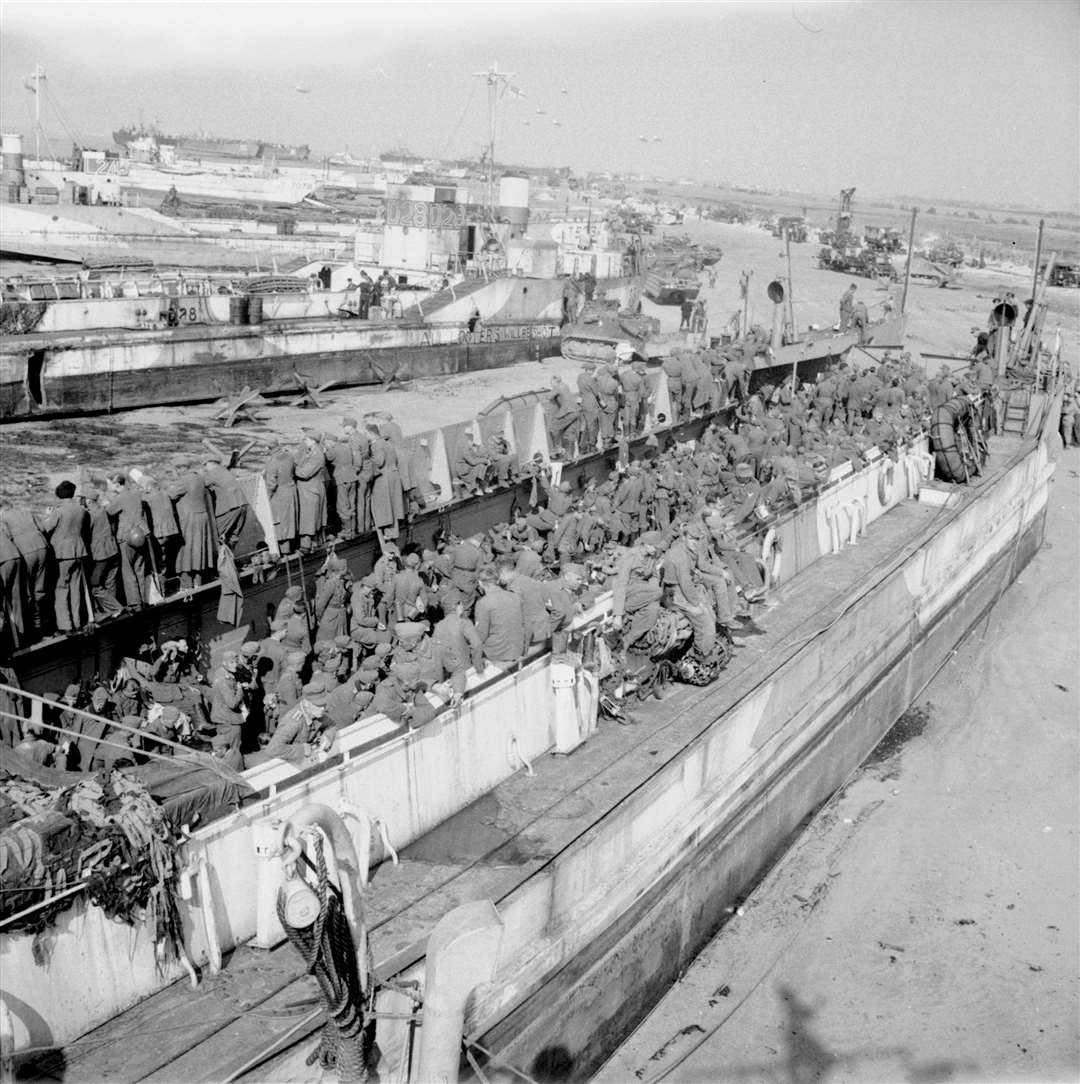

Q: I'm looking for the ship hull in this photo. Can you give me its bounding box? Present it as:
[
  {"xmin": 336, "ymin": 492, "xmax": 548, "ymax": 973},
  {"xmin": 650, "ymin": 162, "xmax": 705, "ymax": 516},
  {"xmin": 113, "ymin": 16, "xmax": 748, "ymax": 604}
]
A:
[
  {"xmin": 479, "ymin": 489, "xmax": 1047, "ymax": 1079},
  {"xmin": 0, "ymin": 321, "xmax": 561, "ymax": 418},
  {"xmin": 0, "ymin": 275, "xmax": 650, "ymax": 419},
  {"xmin": 1, "ymin": 429, "xmax": 1056, "ymax": 1077}
]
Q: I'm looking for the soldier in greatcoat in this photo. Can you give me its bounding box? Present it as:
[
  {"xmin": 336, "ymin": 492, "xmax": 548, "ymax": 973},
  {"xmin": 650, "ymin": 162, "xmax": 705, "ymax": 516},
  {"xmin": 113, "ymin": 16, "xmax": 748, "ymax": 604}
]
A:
[
  {"xmin": 168, "ymin": 469, "xmax": 218, "ymax": 589},
  {"xmin": 294, "ymin": 432, "xmax": 328, "ymax": 553},
  {"xmin": 366, "ymin": 422, "xmax": 406, "ymax": 541},
  {"xmin": 1, "ymin": 504, "xmax": 50, "ymax": 638},
  {"xmin": 104, "ymin": 474, "xmax": 150, "ymax": 608},
  {"xmin": 263, "ymin": 438, "xmax": 300, "ymax": 554}
]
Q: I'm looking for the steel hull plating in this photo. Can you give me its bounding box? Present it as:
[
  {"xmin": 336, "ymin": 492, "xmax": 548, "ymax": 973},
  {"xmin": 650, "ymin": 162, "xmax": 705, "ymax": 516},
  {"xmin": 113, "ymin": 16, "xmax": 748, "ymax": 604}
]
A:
[
  {"xmin": 479, "ymin": 497, "xmax": 1047, "ymax": 1080},
  {"xmin": 0, "ymin": 319, "xmax": 562, "ymax": 419}
]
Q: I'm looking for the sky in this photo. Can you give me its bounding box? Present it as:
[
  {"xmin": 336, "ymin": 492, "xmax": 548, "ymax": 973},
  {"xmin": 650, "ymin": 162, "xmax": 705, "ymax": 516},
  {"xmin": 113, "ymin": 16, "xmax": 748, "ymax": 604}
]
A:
[{"xmin": 1, "ymin": 0, "xmax": 1077, "ymax": 209}]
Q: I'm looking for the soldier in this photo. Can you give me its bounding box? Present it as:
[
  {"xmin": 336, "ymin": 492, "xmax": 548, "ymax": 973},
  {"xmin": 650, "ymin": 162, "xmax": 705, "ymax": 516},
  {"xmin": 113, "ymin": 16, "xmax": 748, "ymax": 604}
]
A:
[
  {"xmin": 294, "ymin": 432, "xmax": 328, "ymax": 553},
  {"xmin": 612, "ymin": 464, "xmax": 646, "ymax": 541},
  {"xmin": 277, "ymin": 598, "xmax": 313, "ymax": 658},
  {"xmin": 169, "ymin": 469, "xmax": 218, "ymax": 590},
  {"xmin": 83, "ymin": 487, "xmax": 122, "ymax": 617},
  {"xmin": 257, "ymin": 620, "xmax": 289, "ymax": 698},
  {"xmin": 264, "ymin": 437, "xmax": 300, "ymax": 554},
  {"xmin": 548, "ymin": 375, "xmax": 580, "ymax": 459},
  {"xmin": 358, "ymin": 272, "xmax": 373, "ymax": 319},
  {"xmin": 487, "ymin": 435, "xmax": 516, "ymax": 488},
  {"xmin": 505, "ymin": 563, "xmax": 551, "ymax": 647},
  {"xmin": 813, "ymin": 371, "xmax": 839, "ymax": 427},
  {"xmin": 839, "ymin": 283, "xmax": 857, "ymax": 330},
  {"xmin": 453, "ymin": 432, "xmax": 492, "ymax": 496},
  {"xmin": 388, "ymin": 551, "xmax": 426, "ymax": 622},
  {"xmin": 446, "ymin": 533, "xmax": 486, "ymax": 612},
  {"xmin": 577, "ymin": 363, "xmax": 602, "ymax": 451},
  {"xmin": 690, "ymin": 351, "xmax": 714, "ymax": 414},
  {"xmin": 104, "ymin": 473, "xmax": 151, "ymax": 609},
  {"xmin": 1, "ymin": 505, "xmax": 51, "ymax": 638},
  {"xmin": 203, "ymin": 457, "xmax": 248, "ymax": 550},
  {"xmin": 314, "ymin": 554, "xmax": 350, "ymax": 642},
  {"xmin": 325, "ymin": 418, "xmax": 362, "ymax": 538},
  {"xmin": 515, "ymin": 535, "xmax": 546, "ymax": 577},
  {"xmin": 208, "ymin": 650, "xmax": 246, "ymax": 767},
  {"xmin": 851, "ymin": 298, "xmax": 870, "ymax": 344},
  {"xmin": 595, "ymin": 362, "xmax": 621, "ymax": 445},
  {"xmin": 367, "ymin": 422, "xmax": 406, "ymax": 542},
  {"xmin": 474, "ymin": 565, "xmax": 527, "ymax": 671},
  {"xmin": 0, "ymin": 516, "xmax": 26, "ymax": 648},
  {"xmin": 364, "ymin": 667, "xmax": 438, "ymax": 728},
  {"xmin": 611, "ymin": 531, "xmax": 665, "ymax": 647},
  {"xmin": 141, "ymin": 473, "xmax": 181, "ymax": 583},
  {"xmin": 662, "ymin": 526, "xmax": 716, "ymax": 655},
  {"xmin": 432, "ymin": 596, "xmax": 485, "ymax": 680},
  {"xmin": 540, "ymin": 565, "xmax": 581, "ymax": 653},
  {"xmin": 617, "ymin": 351, "xmax": 644, "ymax": 436},
  {"xmin": 725, "ymin": 462, "xmax": 763, "ymax": 526},
  {"xmin": 722, "ymin": 353, "xmax": 749, "ymax": 406},
  {"xmin": 274, "ymin": 650, "xmax": 308, "ymax": 713},
  {"xmin": 253, "ymin": 695, "xmax": 334, "ymax": 766},
  {"xmin": 662, "ymin": 350, "xmax": 686, "ymax": 422}
]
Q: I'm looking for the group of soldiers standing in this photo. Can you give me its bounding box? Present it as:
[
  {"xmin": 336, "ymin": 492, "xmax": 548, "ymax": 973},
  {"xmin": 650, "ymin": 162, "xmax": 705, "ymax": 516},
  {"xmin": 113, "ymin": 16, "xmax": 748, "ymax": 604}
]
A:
[
  {"xmin": 0, "ymin": 462, "xmax": 248, "ymax": 650},
  {"xmin": 6, "ymin": 336, "xmax": 947, "ymax": 774}
]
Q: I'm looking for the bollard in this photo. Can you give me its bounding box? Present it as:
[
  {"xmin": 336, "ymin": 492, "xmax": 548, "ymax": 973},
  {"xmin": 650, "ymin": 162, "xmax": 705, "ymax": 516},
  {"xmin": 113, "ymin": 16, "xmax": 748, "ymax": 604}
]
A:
[{"xmin": 416, "ymin": 899, "xmax": 503, "ymax": 1084}]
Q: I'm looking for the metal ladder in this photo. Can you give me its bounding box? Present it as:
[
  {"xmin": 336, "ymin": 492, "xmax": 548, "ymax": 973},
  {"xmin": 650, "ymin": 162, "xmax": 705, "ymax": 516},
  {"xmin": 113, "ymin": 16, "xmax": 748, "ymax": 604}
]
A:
[{"xmin": 1003, "ymin": 387, "xmax": 1030, "ymax": 435}]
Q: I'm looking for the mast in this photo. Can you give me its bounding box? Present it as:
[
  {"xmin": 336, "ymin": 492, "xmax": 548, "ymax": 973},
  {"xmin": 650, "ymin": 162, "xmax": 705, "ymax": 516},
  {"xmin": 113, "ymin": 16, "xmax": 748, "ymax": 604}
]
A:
[
  {"xmin": 472, "ymin": 61, "xmax": 515, "ymax": 217},
  {"xmin": 28, "ymin": 64, "xmax": 45, "ymax": 162},
  {"xmin": 1030, "ymin": 217, "xmax": 1044, "ymax": 304},
  {"xmin": 900, "ymin": 206, "xmax": 918, "ymax": 315},
  {"xmin": 783, "ymin": 225, "xmax": 796, "ymax": 341}
]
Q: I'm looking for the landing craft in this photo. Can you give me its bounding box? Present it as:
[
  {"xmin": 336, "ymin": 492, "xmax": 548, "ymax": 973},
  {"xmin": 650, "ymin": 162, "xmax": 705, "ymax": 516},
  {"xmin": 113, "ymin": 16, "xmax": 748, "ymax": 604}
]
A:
[
  {"xmin": 552, "ymin": 119, "xmax": 562, "ymax": 126},
  {"xmin": 536, "ymin": 106, "xmax": 546, "ymax": 115},
  {"xmin": 295, "ymin": 83, "xmax": 310, "ymax": 94}
]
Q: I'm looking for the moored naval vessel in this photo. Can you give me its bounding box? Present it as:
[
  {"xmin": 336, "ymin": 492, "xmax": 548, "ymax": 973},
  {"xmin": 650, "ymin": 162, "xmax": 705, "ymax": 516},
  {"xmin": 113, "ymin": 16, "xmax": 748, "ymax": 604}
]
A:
[
  {"xmin": 0, "ymin": 169, "xmax": 637, "ymax": 420},
  {"xmin": 0, "ymin": 285, "xmax": 1066, "ymax": 1083}
]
